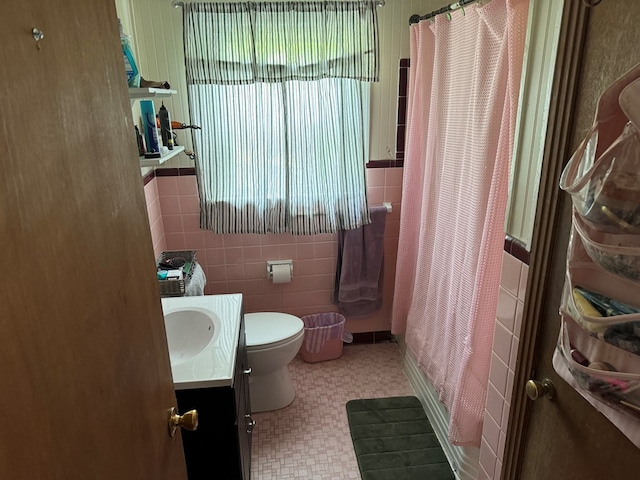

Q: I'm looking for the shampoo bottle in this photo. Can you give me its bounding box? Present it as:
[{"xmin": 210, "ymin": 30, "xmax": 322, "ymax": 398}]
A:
[{"xmin": 140, "ymin": 100, "xmax": 160, "ymax": 155}]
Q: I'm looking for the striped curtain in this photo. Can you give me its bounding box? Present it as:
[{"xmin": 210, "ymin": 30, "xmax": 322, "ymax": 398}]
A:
[{"xmin": 183, "ymin": 1, "xmax": 380, "ymax": 234}]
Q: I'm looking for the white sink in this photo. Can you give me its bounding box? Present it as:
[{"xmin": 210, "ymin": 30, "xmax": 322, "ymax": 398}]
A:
[
  {"xmin": 164, "ymin": 307, "xmax": 220, "ymax": 366},
  {"xmin": 161, "ymin": 295, "xmax": 243, "ymax": 389}
]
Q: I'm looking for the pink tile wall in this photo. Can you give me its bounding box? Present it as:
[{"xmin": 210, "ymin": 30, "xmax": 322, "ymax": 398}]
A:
[
  {"xmin": 148, "ymin": 168, "xmax": 403, "ymax": 333},
  {"xmin": 143, "ymin": 177, "xmax": 167, "ymax": 260},
  {"xmin": 478, "ymin": 251, "xmax": 528, "ymax": 480}
]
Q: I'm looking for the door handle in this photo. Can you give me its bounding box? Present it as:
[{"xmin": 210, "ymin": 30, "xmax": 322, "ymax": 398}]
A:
[
  {"xmin": 245, "ymin": 414, "xmax": 256, "ymax": 434},
  {"xmin": 526, "ymin": 378, "xmax": 555, "ymax": 401},
  {"xmin": 168, "ymin": 407, "xmax": 199, "ymax": 437}
]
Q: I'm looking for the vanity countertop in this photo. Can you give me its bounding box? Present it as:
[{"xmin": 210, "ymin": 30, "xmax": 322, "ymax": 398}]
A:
[{"xmin": 161, "ymin": 294, "xmax": 243, "ymax": 390}]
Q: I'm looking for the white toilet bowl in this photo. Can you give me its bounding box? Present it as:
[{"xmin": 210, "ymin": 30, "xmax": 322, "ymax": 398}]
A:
[{"xmin": 245, "ymin": 312, "xmax": 304, "ymax": 412}]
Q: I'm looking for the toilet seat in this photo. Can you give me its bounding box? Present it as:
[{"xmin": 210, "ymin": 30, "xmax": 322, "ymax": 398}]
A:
[{"xmin": 245, "ymin": 312, "xmax": 304, "ymax": 348}]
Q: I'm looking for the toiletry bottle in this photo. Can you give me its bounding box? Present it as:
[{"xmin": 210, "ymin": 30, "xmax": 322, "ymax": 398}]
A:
[
  {"xmin": 158, "ymin": 102, "xmax": 173, "ymax": 150},
  {"xmin": 119, "ymin": 19, "xmax": 140, "ymax": 88},
  {"xmin": 135, "ymin": 126, "xmax": 146, "ymax": 156},
  {"xmin": 140, "ymin": 100, "xmax": 160, "ymax": 153}
]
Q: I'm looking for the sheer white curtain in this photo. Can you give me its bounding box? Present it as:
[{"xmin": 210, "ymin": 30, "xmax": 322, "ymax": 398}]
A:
[
  {"xmin": 391, "ymin": 0, "xmax": 529, "ymax": 446},
  {"xmin": 182, "ymin": 1, "xmax": 380, "ymax": 234}
]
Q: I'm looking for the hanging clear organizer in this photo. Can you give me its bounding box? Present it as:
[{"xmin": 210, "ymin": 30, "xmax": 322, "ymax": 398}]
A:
[{"xmin": 554, "ymin": 63, "xmax": 640, "ymax": 449}]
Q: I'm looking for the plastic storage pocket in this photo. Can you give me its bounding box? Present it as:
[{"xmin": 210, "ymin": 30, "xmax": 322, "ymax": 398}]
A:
[
  {"xmin": 560, "ymin": 121, "xmax": 640, "ymax": 234},
  {"xmin": 573, "ymin": 210, "xmax": 640, "ymax": 281},
  {"xmin": 562, "ymin": 261, "xmax": 640, "ymax": 355},
  {"xmin": 556, "ymin": 316, "xmax": 640, "ymax": 420}
]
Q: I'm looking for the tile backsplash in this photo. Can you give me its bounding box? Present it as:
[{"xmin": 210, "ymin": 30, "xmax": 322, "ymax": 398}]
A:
[
  {"xmin": 478, "ymin": 250, "xmax": 528, "ymax": 480},
  {"xmin": 143, "ymin": 167, "xmax": 403, "ymax": 334}
]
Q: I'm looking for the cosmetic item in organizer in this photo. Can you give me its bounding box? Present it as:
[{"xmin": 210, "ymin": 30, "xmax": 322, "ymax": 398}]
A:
[
  {"xmin": 574, "ymin": 286, "xmax": 640, "ymax": 317},
  {"xmin": 575, "ymin": 286, "xmax": 640, "ymax": 354},
  {"xmin": 140, "ymin": 100, "xmax": 161, "ymax": 157},
  {"xmin": 559, "ymin": 331, "xmax": 640, "ymax": 421},
  {"xmin": 573, "ymin": 211, "xmax": 640, "ymax": 281}
]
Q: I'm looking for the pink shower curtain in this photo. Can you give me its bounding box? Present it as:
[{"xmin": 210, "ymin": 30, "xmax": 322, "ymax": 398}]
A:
[{"xmin": 391, "ymin": 0, "xmax": 529, "ymax": 447}]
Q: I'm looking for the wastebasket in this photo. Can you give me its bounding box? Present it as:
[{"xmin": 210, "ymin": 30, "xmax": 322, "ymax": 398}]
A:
[{"xmin": 300, "ymin": 312, "xmax": 350, "ymax": 363}]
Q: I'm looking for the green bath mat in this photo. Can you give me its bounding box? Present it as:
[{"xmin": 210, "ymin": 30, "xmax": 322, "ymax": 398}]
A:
[{"xmin": 346, "ymin": 396, "xmax": 454, "ymax": 480}]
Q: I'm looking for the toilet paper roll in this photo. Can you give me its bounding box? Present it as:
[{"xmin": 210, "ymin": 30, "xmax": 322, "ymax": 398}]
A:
[{"xmin": 270, "ymin": 264, "xmax": 292, "ymax": 284}]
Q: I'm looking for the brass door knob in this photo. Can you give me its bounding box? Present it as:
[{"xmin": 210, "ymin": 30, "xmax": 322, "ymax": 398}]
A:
[
  {"xmin": 168, "ymin": 407, "xmax": 199, "ymax": 437},
  {"xmin": 526, "ymin": 378, "xmax": 555, "ymax": 401}
]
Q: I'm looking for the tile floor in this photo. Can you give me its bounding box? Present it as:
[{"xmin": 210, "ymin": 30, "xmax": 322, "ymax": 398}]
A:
[{"xmin": 250, "ymin": 342, "xmax": 415, "ymax": 479}]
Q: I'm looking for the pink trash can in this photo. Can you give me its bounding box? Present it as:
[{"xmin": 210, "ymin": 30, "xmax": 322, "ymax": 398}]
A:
[{"xmin": 299, "ymin": 313, "xmax": 350, "ymax": 363}]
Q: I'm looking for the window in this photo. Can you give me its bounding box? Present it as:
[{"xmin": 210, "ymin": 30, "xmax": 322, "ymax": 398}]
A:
[{"xmin": 183, "ymin": 1, "xmax": 380, "ymax": 234}]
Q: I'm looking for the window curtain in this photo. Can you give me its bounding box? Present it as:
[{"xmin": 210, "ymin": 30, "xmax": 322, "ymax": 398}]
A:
[
  {"xmin": 391, "ymin": 0, "xmax": 529, "ymax": 447},
  {"xmin": 183, "ymin": 1, "xmax": 380, "ymax": 234}
]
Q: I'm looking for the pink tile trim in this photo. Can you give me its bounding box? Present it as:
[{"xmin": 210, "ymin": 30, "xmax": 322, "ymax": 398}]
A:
[
  {"xmin": 479, "ymin": 438, "xmax": 497, "ymax": 479},
  {"xmin": 385, "ymin": 167, "xmax": 404, "ymax": 186},
  {"xmin": 159, "ymin": 196, "xmax": 181, "ymax": 215},
  {"xmin": 367, "ymin": 186, "xmax": 385, "ymax": 205},
  {"xmin": 365, "ymin": 168, "xmax": 386, "ymax": 187},
  {"xmin": 162, "ymin": 215, "xmax": 184, "ymax": 234},
  {"xmin": 496, "ymin": 287, "xmax": 517, "ymax": 332},
  {"xmin": 157, "ymin": 176, "xmax": 179, "ymax": 196},
  {"xmin": 514, "ymin": 301, "xmax": 524, "ymax": 339},
  {"xmin": 485, "ymin": 383, "xmax": 504, "ymax": 426},
  {"xmin": 384, "ymin": 185, "xmax": 403, "ymax": 203},
  {"xmin": 165, "ymin": 232, "xmax": 186, "ymax": 250},
  {"xmin": 493, "ymin": 321, "xmax": 513, "ymax": 366},
  {"xmin": 489, "ymin": 353, "xmax": 509, "ymax": 396},
  {"xmin": 179, "ymin": 195, "xmax": 200, "ymax": 214},
  {"xmin": 483, "ymin": 413, "xmax": 501, "ymax": 454},
  {"xmin": 518, "ymin": 264, "xmax": 529, "ymax": 301},
  {"xmin": 500, "ymin": 252, "xmax": 522, "ymax": 298},
  {"xmin": 176, "ymin": 175, "xmax": 198, "ymax": 195}
]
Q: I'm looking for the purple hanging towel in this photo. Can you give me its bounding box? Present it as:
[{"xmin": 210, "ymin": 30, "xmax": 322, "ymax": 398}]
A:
[{"xmin": 334, "ymin": 205, "xmax": 387, "ymax": 317}]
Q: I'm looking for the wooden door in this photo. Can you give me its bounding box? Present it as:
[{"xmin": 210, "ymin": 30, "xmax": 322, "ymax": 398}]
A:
[
  {"xmin": 0, "ymin": 1, "xmax": 188, "ymax": 479},
  {"xmin": 504, "ymin": 1, "xmax": 640, "ymax": 478}
]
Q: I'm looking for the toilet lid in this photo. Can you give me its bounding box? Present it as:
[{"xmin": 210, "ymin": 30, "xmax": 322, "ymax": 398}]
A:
[{"xmin": 245, "ymin": 312, "xmax": 304, "ymax": 347}]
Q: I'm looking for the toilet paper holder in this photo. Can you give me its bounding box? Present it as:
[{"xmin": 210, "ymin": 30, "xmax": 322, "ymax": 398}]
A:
[{"xmin": 266, "ymin": 260, "xmax": 293, "ymax": 281}]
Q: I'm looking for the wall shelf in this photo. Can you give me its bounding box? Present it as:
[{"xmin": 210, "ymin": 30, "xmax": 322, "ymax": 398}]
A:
[
  {"xmin": 139, "ymin": 145, "xmax": 185, "ymax": 167},
  {"xmin": 128, "ymin": 87, "xmax": 177, "ymax": 101}
]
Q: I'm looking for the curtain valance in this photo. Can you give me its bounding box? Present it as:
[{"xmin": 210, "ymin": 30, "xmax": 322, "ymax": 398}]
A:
[{"xmin": 183, "ymin": 1, "xmax": 380, "ymax": 84}]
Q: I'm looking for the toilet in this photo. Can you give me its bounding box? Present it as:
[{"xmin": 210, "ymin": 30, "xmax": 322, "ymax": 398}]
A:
[{"xmin": 244, "ymin": 312, "xmax": 304, "ymax": 412}]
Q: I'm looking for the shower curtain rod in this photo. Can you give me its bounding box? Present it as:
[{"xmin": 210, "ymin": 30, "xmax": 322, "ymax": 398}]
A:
[
  {"xmin": 409, "ymin": 0, "xmax": 479, "ymax": 25},
  {"xmin": 172, "ymin": 0, "xmax": 385, "ymax": 7}
]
